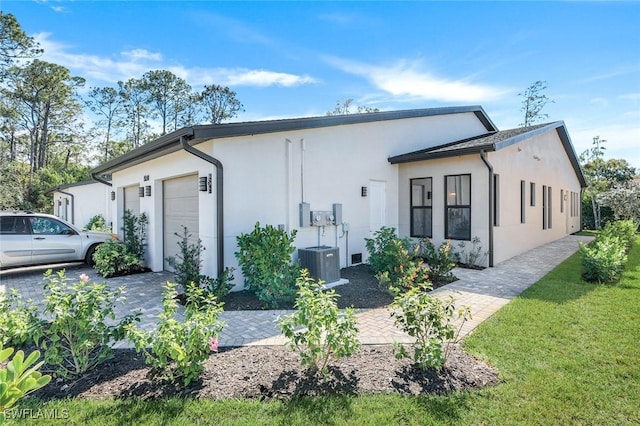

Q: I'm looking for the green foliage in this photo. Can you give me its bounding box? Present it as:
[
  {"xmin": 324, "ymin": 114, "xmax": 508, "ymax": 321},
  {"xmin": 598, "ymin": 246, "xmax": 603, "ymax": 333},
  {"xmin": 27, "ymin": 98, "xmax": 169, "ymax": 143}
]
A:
[
  {"xmin": 32, "ymin": 270, "xmax": 139, "ymax": 379},
  {"xmin": 126, "ymin": 281, "xmax": 225, "ymax": 386},
  {"xmin": 0, "ymin": 343, "xmax": 51, "ymax": 419},
  {"xmin": 417, "ymin": 238, "xmax": 456, "ymax": 283},
  {"xmin": 0, "ymin": 289, "xmax": 38, "ymax": 348},
  {"xmin": 279, "ymin": 270, "xmax": 360, "ymax": 375},
  {"xmin": 165, "ymin": 226, "xmax": 203, "ymax": 292},
  {"xmin": 122, "ymin": 209, "xmax": 148, "ymax": 259},
  {"xmin": 85, "ymin": 214, "xmax": 110, "ymax": 232},
  {"xmin": 390, "ymin": 286, "xmax": 471, "ymax": 370},
  {"xmin": 579, "ymin": 220, "xmax": 635, "ymax": 283},
  {"xmin": 365, "ymin": 227, "xmax": 430, "ymax": 294},
  {"xmin": 92, "ymin": 239, "xmax": 142, "ymax": 278},
  {"xmin": 194, "ymin": 268, "xmax": 235, "ymax": 303},
  {"xmin": 454, "ymin": 236, "xmax": 488, "ymax": 268},
  {"xmin": 600, "ymin": 182, "xmax": 640, "ymax": 226},
  {"xmin": 235, "ymin": 222, "xmax": 300, "ymax": 308}
]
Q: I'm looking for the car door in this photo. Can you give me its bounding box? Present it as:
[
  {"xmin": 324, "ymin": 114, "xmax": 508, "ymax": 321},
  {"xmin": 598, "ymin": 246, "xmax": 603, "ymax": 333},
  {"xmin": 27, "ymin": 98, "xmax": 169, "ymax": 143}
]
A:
[
  {"xmin": 0, "ymin": 216, "xmax": 33, "ymax": 267},
  {"xmin": 29, "ymin": 216, "xmax": 83, "ymax": 265}
]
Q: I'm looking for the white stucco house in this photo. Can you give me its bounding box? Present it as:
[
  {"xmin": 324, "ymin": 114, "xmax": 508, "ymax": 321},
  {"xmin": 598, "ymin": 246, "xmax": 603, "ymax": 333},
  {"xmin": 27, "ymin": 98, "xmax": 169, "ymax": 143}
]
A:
[
  {"xmin": 85, "ymin": 106, "xmax": 586, "ymax": 286},
  {"xmin": 51, "ymin": 180, "xmax": 113, "ymax": 229}
]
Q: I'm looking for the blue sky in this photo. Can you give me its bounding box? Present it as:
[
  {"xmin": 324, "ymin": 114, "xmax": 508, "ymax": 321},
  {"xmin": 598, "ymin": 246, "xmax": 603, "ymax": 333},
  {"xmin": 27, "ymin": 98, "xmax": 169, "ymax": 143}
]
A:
[{"xmin": 3, "ymin": 1, "xmax": 640, "ymax": 169}]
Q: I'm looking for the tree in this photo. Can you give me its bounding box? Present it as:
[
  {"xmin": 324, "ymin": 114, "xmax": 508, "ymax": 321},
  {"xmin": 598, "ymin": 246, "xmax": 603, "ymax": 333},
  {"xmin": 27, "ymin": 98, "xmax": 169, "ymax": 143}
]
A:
[
  {"xmin": 142, "ymin": 70, "xmax": 193, "ymax": 134},
  {"xmin": 600, "ymin": 180, "xmax": 640, "ymax": 225},
  {"xmin": 0, "ymin": 12, "xmax": 42, "ymax": 74},
  {"xmin": 519, "ymin": 81, "xmax": 553, "ymax": 127},
  {"xmin": 326, "ymin": 99, "xmax": 380, "ymax": 116},
  {"xmin": 85, "ymin": 86, "xmax": 125, "ymax": 162},
  {"xmin": 579, "ymin": 136, "xmax": 637, "ymax": 229},
  {"xmin": 199, "ymin": 84, "xmax": 243, "ymax": 124},
  {"xmin": 118, "ymin": 78, "xmax": 150, "ymax": 148},
  {"xmin": 1, "ymin": 60, "xmax": 85, "ymax": 177}
]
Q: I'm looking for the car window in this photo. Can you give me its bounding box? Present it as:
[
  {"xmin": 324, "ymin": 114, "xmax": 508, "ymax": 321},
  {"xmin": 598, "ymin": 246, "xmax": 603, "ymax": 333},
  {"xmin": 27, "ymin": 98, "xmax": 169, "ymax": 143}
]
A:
[
  {"xmin": 0, "ymin": 216, "xmax": 31, "ymax": 235},
  {"xmin": 29, "ymin": 217, "xmax": 74, "ymax": 235}
]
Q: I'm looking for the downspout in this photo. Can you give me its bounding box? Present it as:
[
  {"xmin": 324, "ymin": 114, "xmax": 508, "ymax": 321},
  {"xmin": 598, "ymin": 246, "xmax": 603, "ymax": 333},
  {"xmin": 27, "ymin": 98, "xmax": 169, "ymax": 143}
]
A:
[
  {"xmin": 180, "ymin": 133, "xmax": 225, "ymax": 278},
  {"xmin": 480, "ymin": 150, "xmax": 494, "ymax": 267},
  {"xmin": 55, "ymin": 188, "xmax": 75, "ymax": 225}
]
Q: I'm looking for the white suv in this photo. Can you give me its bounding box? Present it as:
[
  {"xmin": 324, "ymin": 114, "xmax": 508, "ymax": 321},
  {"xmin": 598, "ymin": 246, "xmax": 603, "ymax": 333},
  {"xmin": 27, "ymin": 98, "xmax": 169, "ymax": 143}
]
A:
[{"xmin": 0, "ymin": 211, "xmax": 118, "ymax": 269}]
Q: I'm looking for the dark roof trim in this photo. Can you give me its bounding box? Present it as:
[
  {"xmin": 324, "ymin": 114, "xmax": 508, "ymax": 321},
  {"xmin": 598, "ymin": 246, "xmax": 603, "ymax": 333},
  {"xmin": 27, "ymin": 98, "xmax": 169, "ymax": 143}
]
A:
[
  {"xmin": 389, "ymin": 121, "xmax": 587, "ymax": 188},
  {"xmin": 48, "ymin": 180, "xmax": 103, "ymax": 193},
  {"xmin": 91, "ymin": 106, "xmax": 497, "ymax": 176}
]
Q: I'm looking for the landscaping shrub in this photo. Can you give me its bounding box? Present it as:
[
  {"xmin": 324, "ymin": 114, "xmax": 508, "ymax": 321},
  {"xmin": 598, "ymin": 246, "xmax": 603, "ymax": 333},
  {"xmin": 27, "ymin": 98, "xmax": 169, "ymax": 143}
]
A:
[
  {"xmin": 365, "ymin": 227, "xmax": 429, "ymax": 294},
  {"xmin": 93, "ymin": 239, "xmax": 143, "ymax": 278},
  {"xmin": 235, "ymin": 222, "xmax": 300, "ymax": 308},
  {"xmin": 194, "ymin": 268, "xmax": 235, "ymax": 303},
  {"xmin": 126, "ymin": 281, "xmax": 225, "ymax": 386},
  {"xmin": 279, "ymin": 269, "xmax": 360, "ymax": 375},
  {"xmin": 0, "ymin": 289, "xmax": 38, "ymax": 348},
  {"xmin": 84, "ymin": 214, "xmax": 110, "ymax": 232},
  {"xmin": 390, "ymin": 285, "xmax": 471, "ymax": 370},
  {"xmin": 417, "ymin": 238, "xmax": 456, "ymax": 283},
  {"xmin": 32, "ymin": 270, "xmax": 139, "ymax": 379},
  {"xmin": 0, "ymin": 343, "xmax": 51, "ymax": 419},
  {"xmin": 93, "ymin": 210, "xmax": 148, "ymax": 277},
  {"xmin": 580, "ymin": 219, "xmax": 637, "ymax": 283},
  {"xmin": 454, "ymin": 236, "xmax": 488, "ymax": 268}
]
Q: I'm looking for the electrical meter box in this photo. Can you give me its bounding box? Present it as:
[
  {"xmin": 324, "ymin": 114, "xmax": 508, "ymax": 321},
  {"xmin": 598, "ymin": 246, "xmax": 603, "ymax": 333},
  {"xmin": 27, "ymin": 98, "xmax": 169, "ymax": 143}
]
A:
[{"xmin": 298, "ymin": 246, "xmax": 340, "ymax": 283}]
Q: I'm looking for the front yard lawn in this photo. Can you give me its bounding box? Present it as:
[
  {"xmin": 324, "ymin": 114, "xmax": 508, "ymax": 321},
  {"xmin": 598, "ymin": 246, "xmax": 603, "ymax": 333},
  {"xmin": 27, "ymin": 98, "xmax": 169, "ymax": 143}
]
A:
[{"xmin": 9, "ymin": 236, "xmax": 640, "ymax": 425}]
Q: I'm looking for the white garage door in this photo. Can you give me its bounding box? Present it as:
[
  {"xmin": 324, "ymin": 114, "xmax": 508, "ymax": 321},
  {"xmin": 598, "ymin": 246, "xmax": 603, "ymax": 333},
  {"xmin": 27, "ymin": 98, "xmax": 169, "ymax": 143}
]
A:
[
  {"xmin": 163, "ymin": 174, "xmax": 199, "ymax": 271},
  {"xmin": 123, "ymin": 185, "xmax": 141, "ymax": 217}
]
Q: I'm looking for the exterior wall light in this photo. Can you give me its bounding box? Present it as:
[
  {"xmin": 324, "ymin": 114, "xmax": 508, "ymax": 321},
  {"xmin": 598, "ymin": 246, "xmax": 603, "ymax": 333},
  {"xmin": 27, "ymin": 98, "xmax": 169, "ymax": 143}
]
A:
[
  {"xmin": 145, "ymin": 185, "xmax": 151, "ymax": 196},
  {"xmin": 110, "ymin": 191, "xmax": 116, "ymax": 201},
  {"xmin": 361, "ymin": 186, "xmax": 368, "ymax": 197},
  {"xmin": 138, "ymin": 186, "xmax": 144, "ymax": 197}
]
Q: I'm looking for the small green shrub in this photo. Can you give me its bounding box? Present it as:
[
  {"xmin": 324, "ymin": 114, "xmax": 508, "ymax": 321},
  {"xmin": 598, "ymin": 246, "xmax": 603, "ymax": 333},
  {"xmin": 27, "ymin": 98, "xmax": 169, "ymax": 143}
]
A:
[
  {"xmin": 84, "ymin": 214, "xmax": 110, "ymax": 232},
  {"xmin": 390, "ymin": 286, "xmax": 471, "ymax": 370},
  {"xmin": 417, "ymin": 238, "xmax": 456, "ymax": 283},
  {"xmin": 279, "ymin": 269, "xmax": 360, "ymax": 375},
  {"xmin": 196, "ymin": 267, "xmax": 235, "ymax": 302},
  {"xmin": 166, "ymin": 226, "xmax": 204, "ymax": 292},
  {"xmin": 580, "ymin": 237, "xmax": 627, "ymax": 283},
  {"xmin": 32, "ymin": 270, "xmax": 139, "ymax": 379},
  {"xmin": 0, "ymin": 343, "xmax": 51, "ymax": 418},
  {"xmin": 122, "ymin": 210, "xmax": 148, "ymax": 260},
  {"xmin": 0, "ymin": 290, "xmax": 38, "ymax": 347},
  {"xmin": 93, "ymin": 239, "xmax": 142, "ymax": 278},
  {"xmin": 365, "ymin": 227, "xmax": 430, "ymax": 294},
  {"xmin": 454, "ymin": 236, "xmax": 488, "ymax": 268},
  {"xmin": 126, "ymin": 281, "xmax": 225, "ymax": 386},
  {"xmin": 600, "ymin": 219, "xmax": 637, "ymax": 250},
  {"xmin": 235, "ymin": 222, "xmax": 300, "ymax": 308}
]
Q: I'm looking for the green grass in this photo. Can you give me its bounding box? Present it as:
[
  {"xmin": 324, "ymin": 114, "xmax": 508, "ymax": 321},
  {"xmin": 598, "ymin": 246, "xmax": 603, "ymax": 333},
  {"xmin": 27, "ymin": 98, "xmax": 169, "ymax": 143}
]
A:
[{"xmin": 7, "ymin": 237, "xmax": 640, "ymax": 425}]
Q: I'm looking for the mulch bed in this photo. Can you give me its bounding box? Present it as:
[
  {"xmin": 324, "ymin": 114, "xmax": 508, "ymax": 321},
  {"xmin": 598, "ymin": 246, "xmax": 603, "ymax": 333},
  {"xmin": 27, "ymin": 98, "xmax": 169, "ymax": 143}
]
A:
[{"xmin": 27, "ymin": 264, "xmax": 500, "ymax": 402}]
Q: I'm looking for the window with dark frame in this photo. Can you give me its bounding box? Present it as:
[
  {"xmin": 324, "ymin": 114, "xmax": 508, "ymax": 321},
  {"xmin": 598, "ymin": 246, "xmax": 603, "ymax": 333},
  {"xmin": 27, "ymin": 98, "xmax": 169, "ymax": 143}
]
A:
[
  {"xmin": 521, "ymin": 180, "xmax": 526, "ymax": 223},
  {"xmin": 445, "ymin": 174, "xmax": 471, "ymax": 240},
  {"xmin": 493, "ymin": 174, "xmax": 500, "ymax": 226},
  {"xmin": 560, "ymin": 189, "xmax": 564, "ymax": 213},
  {"xmin": 548, "ymin": 186, "xmax": 553, "ymax": 229},
  {"xmin": 542, "ymin": 185, "xmax": 547, "ymax": 229},
  {"xmin": 410, "ymin": 177, "xmax": 433, "ymax": 238},
  {"xmin": 530, "ymin": 182, "xmax": 536, "ymax": 206}
]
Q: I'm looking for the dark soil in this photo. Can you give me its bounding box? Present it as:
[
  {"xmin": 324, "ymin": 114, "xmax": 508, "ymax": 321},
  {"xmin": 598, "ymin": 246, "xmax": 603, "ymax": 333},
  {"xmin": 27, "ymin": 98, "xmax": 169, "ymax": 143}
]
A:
[{"xmin": 27, "ymin": 264, "xmax": 500, "ymax": 402}]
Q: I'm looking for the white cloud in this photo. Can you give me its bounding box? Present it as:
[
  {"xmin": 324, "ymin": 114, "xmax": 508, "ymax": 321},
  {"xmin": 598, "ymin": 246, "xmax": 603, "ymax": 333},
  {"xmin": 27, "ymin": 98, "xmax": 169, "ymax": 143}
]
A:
[
  {"xmin": 326, "ymin": 57, "xmax": 508, "ymax": 103},
  {"xmin": 620, "ymin": 93, "xmax": 640, "ymax": 102},
  {"xmin": 33, "ymin": 33, "xmax": 318, "ymax": 89},
  {"xmin": 569, "ymin": 122, "xmax": 640, "ymax": 169}
]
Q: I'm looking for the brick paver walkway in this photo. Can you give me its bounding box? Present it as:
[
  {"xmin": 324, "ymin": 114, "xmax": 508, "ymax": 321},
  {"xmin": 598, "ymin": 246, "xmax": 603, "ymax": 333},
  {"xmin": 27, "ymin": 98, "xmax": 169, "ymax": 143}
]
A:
[{"xmin": 0, "ymin": 235, "xmax": 592, "ymax": 348}]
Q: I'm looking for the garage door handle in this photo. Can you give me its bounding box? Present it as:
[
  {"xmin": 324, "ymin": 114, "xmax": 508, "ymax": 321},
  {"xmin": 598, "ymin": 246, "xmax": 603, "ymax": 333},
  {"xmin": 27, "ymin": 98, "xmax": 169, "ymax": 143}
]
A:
[{"xmin": 34, "ymin": 237, "xmax": 45, "ymax": 240}]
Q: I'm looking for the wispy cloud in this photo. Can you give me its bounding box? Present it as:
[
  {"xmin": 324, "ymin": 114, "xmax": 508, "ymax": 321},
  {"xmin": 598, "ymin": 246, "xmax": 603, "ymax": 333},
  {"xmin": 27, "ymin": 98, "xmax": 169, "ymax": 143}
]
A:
[
  {"xmin": 34, "ymin": 33, "xmax": 317, "ymax": 89},
  {"xmin": 580, "ymin": 65, "xmax": 640, "ymax": 84},
  {"xmin": 620, "ymin": 93, "xmax": 640, "ymax": 102},
  {"xmin": 326, "ymin": 57, "xmax": 508, "ymax": 103}
]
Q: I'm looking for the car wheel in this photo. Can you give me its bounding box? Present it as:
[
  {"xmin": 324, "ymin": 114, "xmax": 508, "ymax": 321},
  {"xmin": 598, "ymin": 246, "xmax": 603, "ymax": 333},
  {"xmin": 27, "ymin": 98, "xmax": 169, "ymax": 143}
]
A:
[{"xmin": 86, "ymin": 244, "xmax": 99, "ymax": 267}]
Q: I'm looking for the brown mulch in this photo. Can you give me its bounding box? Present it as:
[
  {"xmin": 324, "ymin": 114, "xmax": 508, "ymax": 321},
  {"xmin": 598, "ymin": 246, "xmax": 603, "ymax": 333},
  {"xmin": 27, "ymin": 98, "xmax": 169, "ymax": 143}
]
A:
[{"xmin": 28, "ymin": 264, "xmax": 500, "ymax": 402}]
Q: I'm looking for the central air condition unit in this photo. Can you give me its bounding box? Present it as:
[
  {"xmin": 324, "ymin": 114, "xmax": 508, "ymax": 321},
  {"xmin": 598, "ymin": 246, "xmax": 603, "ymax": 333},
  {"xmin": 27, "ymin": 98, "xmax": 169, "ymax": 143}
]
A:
[{"xmin": 298, "ymin": 246, "xmax": 340, "ymax": 283}]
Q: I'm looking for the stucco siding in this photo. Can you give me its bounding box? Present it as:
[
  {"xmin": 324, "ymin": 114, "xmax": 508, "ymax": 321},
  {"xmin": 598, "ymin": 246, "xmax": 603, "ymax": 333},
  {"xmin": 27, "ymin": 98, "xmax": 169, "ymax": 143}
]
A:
[
  {"xmin": 491, "ymin": 129, "xmax": 582, "ymax": 264},
  {"xmin": 53, "ymin": 183, "xmax": 111, "ymax": 229}
]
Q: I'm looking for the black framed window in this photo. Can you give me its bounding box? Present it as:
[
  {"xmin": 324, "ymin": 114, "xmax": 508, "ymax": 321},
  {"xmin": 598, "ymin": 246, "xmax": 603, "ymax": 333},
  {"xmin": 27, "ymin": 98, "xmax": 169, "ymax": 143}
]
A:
[
  {"xmin": 493, "ymin": 174, "xmax": 500, "ymax": 226},
  {"xmin": 410, "ymin": 177, "xmax": 432, "ymax": 237},
  {"xmin": 548, "ymin": 186, "xmax": 553, "ymax": 229},
  {"xmin": 445, "ymin": 174, "xmax": 471, "ymax": 240},
  {"xmin": 542, "ymin": 185, "xmax": 548, "ymax": 230},
  {"xmin": 520, "ymin": 180, "xmax": 526, "ymax": 223},
  {"xmin": 530, "ymin": 182, "xmax": 536, "ymax": 206}
]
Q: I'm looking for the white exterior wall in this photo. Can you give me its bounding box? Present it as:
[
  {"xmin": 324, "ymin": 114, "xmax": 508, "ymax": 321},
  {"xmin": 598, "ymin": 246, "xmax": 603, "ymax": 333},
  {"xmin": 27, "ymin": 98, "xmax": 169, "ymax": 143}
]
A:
[
  {"xmin": 107, "ymin": 112, "xmax": 488, "ymax": 287},
  {"xmin": 491, "ymin": 130, "xmax": 582, "ymax": 264},
  {"xmin": 53, "ymin": 183, "xmax": 112, "ymax": 229},
  {"xmin": 398, "ymin": 155, "xmax": 491, "ymax": 264}
]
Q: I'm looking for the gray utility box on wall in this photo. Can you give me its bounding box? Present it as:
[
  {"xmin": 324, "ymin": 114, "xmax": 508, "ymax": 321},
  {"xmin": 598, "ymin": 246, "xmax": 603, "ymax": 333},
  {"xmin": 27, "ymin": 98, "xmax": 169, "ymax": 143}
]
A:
[{"xmin": 298, "ymin": 246, "xmax": 340, "ymax": 283}]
